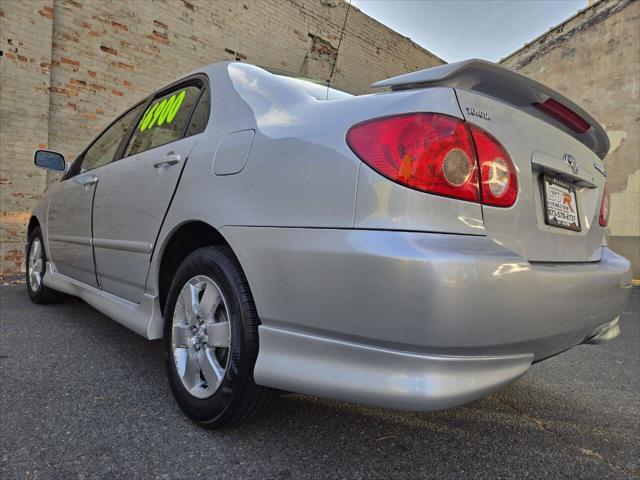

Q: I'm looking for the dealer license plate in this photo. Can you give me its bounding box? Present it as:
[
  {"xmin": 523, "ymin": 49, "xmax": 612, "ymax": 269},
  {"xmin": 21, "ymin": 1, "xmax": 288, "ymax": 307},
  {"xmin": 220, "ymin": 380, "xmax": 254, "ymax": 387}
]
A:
[{"xmin": 543, "ymin": 175, "xmax": 581, "ymax": 232}]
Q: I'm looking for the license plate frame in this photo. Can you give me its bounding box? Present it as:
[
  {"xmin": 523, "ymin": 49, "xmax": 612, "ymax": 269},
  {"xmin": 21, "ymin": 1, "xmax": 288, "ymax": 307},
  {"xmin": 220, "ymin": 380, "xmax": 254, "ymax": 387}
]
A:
[{"xmin": 542, "ymin": 175, "xmax": 581, "ymax": 232}]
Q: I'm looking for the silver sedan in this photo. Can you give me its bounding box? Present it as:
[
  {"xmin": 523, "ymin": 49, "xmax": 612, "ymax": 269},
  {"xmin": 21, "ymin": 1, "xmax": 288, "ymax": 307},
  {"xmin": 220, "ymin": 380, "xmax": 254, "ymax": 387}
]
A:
[{"xmin": 27, "ymin": 59, "xmax": 631, "ymax": 428}]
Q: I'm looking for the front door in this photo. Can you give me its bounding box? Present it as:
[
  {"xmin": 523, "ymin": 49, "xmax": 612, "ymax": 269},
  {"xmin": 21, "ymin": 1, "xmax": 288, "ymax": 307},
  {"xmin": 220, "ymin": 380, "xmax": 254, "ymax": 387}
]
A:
[
  {"xmin": 46, "ymin": 104, "xmax": 145, "ymax": 287},
  {"xmin": 91, "ymin": 82, "xmax": 209, "ymax": 303},
  {"xmin": 46, "ymin": 173, "xmax": 98, "ymax": 287}
]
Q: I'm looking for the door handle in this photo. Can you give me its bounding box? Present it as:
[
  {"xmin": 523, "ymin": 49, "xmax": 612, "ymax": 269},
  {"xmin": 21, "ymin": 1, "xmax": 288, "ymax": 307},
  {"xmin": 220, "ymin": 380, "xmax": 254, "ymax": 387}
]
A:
[{"xmin": 153, "ymin": 153, "xmax": 182, "ymax": 169}]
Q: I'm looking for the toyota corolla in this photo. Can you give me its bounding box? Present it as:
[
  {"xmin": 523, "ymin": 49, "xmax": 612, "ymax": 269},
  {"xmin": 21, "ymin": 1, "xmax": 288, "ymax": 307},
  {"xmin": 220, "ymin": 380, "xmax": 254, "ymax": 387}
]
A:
[{"xmin": 27, "ymin": 59, "xmax": 631, "ymax": 428}]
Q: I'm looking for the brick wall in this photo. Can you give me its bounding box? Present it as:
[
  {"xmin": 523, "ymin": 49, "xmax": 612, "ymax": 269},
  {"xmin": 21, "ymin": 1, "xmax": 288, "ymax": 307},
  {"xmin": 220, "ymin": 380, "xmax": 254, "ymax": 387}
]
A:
[
  {"xmin": 0, "ymin": 0, "xmax": 54, "ymax": 277},
  {"xmin": 0, "ymin": 0, "xmax": 444, "ymax": 280},
  {"xmin": 501, "ymin": 0, "xmax": 640, "ymax": 276}
]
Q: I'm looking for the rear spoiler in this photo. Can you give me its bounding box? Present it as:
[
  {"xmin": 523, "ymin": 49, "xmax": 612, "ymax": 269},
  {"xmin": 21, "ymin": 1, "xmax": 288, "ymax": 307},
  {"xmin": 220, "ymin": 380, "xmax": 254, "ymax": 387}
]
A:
[{"xmin": 372, "ymin": 59, "xmax": 610, "ymax": 159}]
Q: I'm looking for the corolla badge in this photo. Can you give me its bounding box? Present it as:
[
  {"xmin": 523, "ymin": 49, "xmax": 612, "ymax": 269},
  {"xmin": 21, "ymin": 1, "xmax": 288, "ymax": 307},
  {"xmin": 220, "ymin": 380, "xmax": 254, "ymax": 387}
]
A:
[{"xmin": 564, "ymin": 153, "xmax": 579, "ymax": 175}]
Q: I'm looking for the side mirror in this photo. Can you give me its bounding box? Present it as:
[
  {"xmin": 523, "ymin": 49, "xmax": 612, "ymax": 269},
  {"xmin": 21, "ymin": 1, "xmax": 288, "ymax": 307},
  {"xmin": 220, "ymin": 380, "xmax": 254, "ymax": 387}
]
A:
[{"xmin": 34, "ymin": 150, "xmax": 66, "ymax": 173}]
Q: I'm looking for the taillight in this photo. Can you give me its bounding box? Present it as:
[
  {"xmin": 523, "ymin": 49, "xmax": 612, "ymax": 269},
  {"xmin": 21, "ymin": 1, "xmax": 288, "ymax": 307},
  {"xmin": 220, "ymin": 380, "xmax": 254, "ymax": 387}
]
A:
[
  {"xmin": 347, "ymin": 113, "xmax": 478, "ymax": 202},
  {"xmin": 469, "ymin": 125, "xmax": 518, "ymax": 207},
  {"xmin": 346, "ymin": 113, "xmax": 517, "ymax": 207},
  {"xmin": 599, "ymin": 183, "xmax": 609, "ymax": 227}
]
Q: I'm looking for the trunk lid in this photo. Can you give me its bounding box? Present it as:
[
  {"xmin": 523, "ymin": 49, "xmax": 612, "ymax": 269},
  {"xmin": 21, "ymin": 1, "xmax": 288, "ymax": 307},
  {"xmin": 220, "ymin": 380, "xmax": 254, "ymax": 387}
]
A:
[
  {"xmin": 457, "ymin": 89, "xmax": 606, "ymax": 262},
  {"xmin": 373, "ymin": 59, "xmax": 610, "ymax": 262}
]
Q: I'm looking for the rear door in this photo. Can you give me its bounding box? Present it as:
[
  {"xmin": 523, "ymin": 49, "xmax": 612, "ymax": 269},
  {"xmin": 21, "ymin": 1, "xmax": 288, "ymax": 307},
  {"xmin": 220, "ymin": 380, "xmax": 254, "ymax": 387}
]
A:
[
  {"xmin": 46, "ymin": 104, "xmax": 145, "ymax": 286},
  {"xmin": 91, "ymin": 78, "xmax": 210, "ymax": 303},
  {"xmin": 456, "ymin": 89, "xmax": 607, "ymax": 262}
]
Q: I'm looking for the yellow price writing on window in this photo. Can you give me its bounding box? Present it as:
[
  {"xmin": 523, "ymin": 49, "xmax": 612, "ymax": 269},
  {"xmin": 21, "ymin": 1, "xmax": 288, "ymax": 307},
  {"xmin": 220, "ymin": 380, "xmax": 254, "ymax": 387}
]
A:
[{"xmin": 139, "ymin": 90, "xmax": 187, "ymax": 132}]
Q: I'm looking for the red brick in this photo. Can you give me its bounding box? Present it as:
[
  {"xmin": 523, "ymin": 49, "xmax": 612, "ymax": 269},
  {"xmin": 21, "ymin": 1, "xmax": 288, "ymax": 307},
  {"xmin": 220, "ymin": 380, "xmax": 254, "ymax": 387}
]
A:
[
  {"xmin": 38, "ymin": 6, "xmax": 53, "ymax": 19},
  {"xmin": 48, "ymin": 86, "xmax": 68, "ymax": 94},
  {"xmin": 117, "ymin": 62, "xmax": 134, "ymax": 71},
  {"xmin": 147, "ymin": 33, "xmax": 169, "ymax": 44},
  {"xmin": 111, "ymin": 89, "xmax": 124, "ymax": 97},
  {"xmin": 17, "ymin": 54, "xmax": 28, "ymax": 62},
  {"xmin": 100, "ymin": 45, "xmax": 118, "ymax": 55},
  {"xmin": 5, "ymin": 52, "xmax": 15, "ymax": 60},
  {"xmin": 61, "ymin": 57, "xmax": 80, "ymax": 67},
  {"xmin": 92, "ymin": 15, "xmax": 109, "ymax": 24},
  {"xmin": 111, "ymin": 21, "xmax": 128, "ymax": 31},
  {"xmin": 88, "ymin": 70, "xmax": 96, "ymax": 78}
]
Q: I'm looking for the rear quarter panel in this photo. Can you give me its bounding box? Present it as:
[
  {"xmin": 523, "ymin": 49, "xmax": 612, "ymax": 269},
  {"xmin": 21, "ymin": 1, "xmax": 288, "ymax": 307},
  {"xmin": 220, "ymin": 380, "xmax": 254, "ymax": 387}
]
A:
[{"xmin": 148, "ymin": 65, "xmax": 483, "ymax": 294}]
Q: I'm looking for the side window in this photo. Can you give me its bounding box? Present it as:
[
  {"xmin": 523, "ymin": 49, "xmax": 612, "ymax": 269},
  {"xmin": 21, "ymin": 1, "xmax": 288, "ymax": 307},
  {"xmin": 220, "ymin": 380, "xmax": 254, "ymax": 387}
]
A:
[
  {"xmin": 185, "ymin": 89, "xmax": 210, "ymax": 137},
  {"xmin": 124, "ymin": 85, "xmax": 201, "ymax": 157},
  {"xmin": 80, "ymin": 104, "xmax": 144, "ymax": 173}
]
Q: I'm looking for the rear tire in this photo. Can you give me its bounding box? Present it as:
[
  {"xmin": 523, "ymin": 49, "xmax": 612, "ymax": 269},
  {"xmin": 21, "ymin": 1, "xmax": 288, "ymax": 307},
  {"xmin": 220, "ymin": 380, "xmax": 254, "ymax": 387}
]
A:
[
  {"xmin": 163, "ymin": 246, "xmax": 274, "ymax": 429},
  {"xmin": 26, "ymin": 226, "xmax": 66, "ymax": 304}
]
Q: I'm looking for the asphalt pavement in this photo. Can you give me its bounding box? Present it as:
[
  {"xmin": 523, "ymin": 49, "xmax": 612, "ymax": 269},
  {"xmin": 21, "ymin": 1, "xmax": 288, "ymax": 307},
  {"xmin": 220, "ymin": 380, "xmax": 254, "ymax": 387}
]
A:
[{"xmin": 1, "ymin": 285, "xmax": 638, "ymax": 479}]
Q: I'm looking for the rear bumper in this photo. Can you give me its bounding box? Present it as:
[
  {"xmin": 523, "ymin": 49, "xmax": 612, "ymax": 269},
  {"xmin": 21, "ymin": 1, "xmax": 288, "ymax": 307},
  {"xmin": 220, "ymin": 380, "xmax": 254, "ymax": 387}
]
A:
[
  {"xmin": 257, "ymin": 326, "xmax": 534, "ymax": 411},
  {"xmin": 223, "ymin": 227, "xmax": 632, "ymax": 410}
]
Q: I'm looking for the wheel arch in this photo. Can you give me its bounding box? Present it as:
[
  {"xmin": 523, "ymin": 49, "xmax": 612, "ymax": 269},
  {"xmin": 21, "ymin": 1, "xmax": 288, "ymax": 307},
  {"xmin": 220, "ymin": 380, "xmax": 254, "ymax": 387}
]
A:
[{"xmin": 155, "ymin": 221, "xmax": 240, "ymax": 316}]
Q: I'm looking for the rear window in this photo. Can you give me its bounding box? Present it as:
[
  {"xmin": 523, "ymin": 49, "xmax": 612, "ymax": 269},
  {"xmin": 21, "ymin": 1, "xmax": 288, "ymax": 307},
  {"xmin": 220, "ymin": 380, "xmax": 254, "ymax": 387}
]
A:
[{"xmin": 124, "ymin": 85, "xmax": 202, "ymax": 157}]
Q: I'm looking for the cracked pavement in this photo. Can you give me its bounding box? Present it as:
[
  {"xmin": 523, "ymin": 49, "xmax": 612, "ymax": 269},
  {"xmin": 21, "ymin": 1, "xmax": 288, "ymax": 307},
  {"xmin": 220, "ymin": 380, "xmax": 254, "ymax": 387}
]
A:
[{"xmin": 1, "ymin": 285, "xmax": 638, "ymax": 479}]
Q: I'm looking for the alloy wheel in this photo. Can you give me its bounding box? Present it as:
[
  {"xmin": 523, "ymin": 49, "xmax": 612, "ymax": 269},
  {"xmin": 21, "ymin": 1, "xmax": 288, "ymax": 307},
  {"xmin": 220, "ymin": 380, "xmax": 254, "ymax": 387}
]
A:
[
  {"xmin": 28, "ymin": 238, "xmax": 44, "ymax": 292},
  {"xmin": 171, "ymin": 275, "xmax": 231, "ymax": 399}
]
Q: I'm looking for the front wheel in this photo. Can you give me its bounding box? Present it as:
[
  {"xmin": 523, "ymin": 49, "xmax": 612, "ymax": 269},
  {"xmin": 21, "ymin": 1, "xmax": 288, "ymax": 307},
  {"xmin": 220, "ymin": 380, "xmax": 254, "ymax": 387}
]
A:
[
  {"xmin": 26, "ymin": 226, "xmax": 65, "ymax": 304},
  {"xmin": 163, "ymin": 246, "xmax": 274, "ymax": 428}
]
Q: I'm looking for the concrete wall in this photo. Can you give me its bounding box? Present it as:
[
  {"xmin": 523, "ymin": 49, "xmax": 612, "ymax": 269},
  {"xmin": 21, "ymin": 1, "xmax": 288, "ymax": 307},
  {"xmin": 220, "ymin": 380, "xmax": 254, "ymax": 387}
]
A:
[
  {"xmin": 0, "ymin": 0, "xmax": 443, "ymax": 280},
  {"xmin": 501, "ymin": 0, "xmax": 640, "ymax": 276}
]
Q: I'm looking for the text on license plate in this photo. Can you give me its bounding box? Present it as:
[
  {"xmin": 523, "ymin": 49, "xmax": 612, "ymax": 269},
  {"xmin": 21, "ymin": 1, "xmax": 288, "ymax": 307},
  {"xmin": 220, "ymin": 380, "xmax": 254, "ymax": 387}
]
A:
[{"xmin": 543, "ymin": 175, "xmax": 581, "ymax": 232}]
